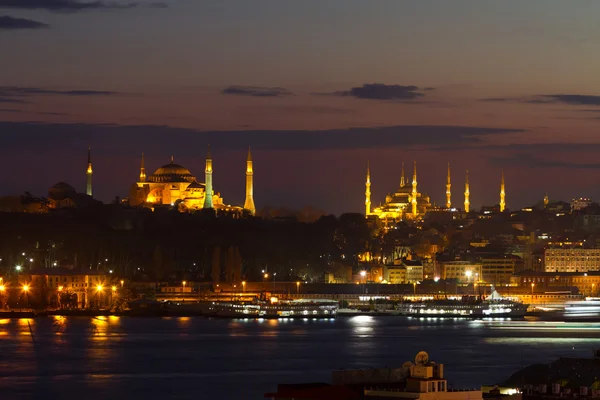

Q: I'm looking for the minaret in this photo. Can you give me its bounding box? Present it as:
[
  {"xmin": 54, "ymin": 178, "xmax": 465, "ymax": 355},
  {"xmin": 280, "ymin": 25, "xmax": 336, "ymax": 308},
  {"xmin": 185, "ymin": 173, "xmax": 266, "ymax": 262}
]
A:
[
  {"xmin": 499, "ymin": 171, "xmax": 506, "ymax": 212},
  {"xmin": 243, "ymin": 147, "xmax": 256, "ymax": 215},
  {"xmin": 543, "ymin": 193, "xmax": 549, "ymax": 207},
  {"xmin": 86, "ymin": 146, "xmax": 93, "ymax": 197},
  {"xmin": 400, "ymin": 161, "xmax": 405, "ymax": 188},
  {"xmin": 139, "ymin": 152, "xmax": 146, "ymax": 182},
  {"xmin": 464, "ymin": 169, "xmax": 470, "ymax": 213},
  {"xmin": 365, "ymin": 161, "xmax": 371, "ymax": 215},
  {"xmin": 446, "ymin": 162, "xmax": 452, "ymax": 209},
  {"xmin": 411, "ymin": 161, "xmax": 418, "ymax": 218},
  {"xmin": 203, "ymin": 145, "xmax": 214, "ymax": 209}
]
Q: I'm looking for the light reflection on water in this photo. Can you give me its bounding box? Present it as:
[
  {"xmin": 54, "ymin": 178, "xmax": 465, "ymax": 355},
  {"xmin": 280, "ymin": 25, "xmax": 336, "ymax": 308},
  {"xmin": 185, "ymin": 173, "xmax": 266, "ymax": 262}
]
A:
[{"xmin": 0, "ymin": 317, "xmax": 599, "ymax": 399}]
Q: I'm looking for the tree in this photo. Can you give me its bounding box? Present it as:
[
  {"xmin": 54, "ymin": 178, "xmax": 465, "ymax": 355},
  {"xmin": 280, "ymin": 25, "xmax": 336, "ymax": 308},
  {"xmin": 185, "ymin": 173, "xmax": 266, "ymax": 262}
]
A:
[
  {"xmin": 152, "ymin": 246, "xmax": 164, "ymax": 280},
  {"xmin": 233, "ymin": 247, "xmax": 242, "ymax": 283},
  {"xmin": 225, "ymin": 246, "xmax": 234, "ymax": 283},
  {"xmin": 211, "ymin": 246, "xmax": 221, "ymax": 285}
]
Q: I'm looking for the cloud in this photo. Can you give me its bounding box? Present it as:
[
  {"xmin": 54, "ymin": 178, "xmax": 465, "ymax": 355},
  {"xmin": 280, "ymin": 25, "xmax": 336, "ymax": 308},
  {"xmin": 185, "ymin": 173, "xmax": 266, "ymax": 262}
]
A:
[
  {"xmin": 490, "ymin": 152, "xmax": 600, "ymax": 170},
  {"xmin": 0, "ymin": 121, "xmax": 525, "ymax": 153},
  {"xmin": 0, "ymin": 15, "xmax": 49, "ymax": 29},
  {"xmin": 542, "ymin": 94, "xmax": 600, "ymax": 106},
  {"xmin": 0, "ymin": 86, "xmax": 117, "ymax": 96},
  {"xmin": 221, "ymin": 86, "xmax": 293, "ymax": 97},
  {"xmin": 0, "ymin": 0, "xmax": 139, "ymax": 11},
  {"xmin": 480, "ymin": 94, "xmax": 600, "ymax": 106},
  {"xmin": 332, "ymin": 83, "xmax": 427, "ymax": 101},
  {"xmin": 148, "ymin": 2, "xmax": 167, "ymax": 8},
  {"xmin": 0, "ymin": 108, "xmax": 21, "ymax": 113},
  {"xmin": 0, "ymin": 97, "xmax": 29, "ymax": 103}
]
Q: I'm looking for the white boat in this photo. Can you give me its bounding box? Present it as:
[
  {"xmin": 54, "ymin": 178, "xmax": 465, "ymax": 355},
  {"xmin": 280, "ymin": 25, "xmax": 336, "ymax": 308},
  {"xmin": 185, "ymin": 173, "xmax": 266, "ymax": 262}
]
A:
[
  {"xmin": 398, "ymin": 289, "xmax": 528, "ymax": 319},
  {"xmin": 564, "ymin": 298, "xmax": 600, "ymax": 321}
]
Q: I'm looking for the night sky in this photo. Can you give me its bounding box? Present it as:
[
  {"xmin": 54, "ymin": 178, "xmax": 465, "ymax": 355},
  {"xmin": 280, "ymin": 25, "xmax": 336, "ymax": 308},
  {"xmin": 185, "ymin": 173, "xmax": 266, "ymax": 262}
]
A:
[{"xmin": 1, "ymin": 0, "xmax": 600, "ymax": 214}]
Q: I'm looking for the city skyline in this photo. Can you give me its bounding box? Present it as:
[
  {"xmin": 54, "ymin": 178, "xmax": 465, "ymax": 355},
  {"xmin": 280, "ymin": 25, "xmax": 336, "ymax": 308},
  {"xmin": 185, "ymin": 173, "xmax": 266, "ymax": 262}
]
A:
[{"xmin": 2, "ymin": 1, "xmax": 600, "ymax": 212}]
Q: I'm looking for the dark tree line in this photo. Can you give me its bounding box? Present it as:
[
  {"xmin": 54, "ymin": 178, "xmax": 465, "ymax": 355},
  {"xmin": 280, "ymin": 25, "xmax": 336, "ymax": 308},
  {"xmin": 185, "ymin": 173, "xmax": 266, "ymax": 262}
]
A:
[{"xmin": 0, "ymin": 206, "xmax": 374, "ymax": 283}]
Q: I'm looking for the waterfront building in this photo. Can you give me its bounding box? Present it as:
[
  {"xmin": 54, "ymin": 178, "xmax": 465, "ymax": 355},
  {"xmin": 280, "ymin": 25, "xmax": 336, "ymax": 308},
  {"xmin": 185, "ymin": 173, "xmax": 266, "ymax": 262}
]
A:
[
  {"xmin": 23, "ymin": 267, "xmax": 108, "ymax": 308},
  {"xmin": 544, "ymin": 248, "xmax": 600, "ymax": 273},
  {"xmin": 514, "ymin": 270, "xmax": 600, "ymax": 297},
  {"xmin": 386, "ymin": 266, "xmax": 407, "ymax": 284},
  {"xmin": 366, "ymin": 161, "xmax": 432, "ymax": 222},
  {"xmin": 441, "ymin": 261, "xmax": 482, "ymax": 284},
  {"xmin": 480, "ymin": 255, "xmax": 519, "ymax": 285},
  {"xmin": 128, "ymin": 147, "xmax": 253, "ymax": 213}
]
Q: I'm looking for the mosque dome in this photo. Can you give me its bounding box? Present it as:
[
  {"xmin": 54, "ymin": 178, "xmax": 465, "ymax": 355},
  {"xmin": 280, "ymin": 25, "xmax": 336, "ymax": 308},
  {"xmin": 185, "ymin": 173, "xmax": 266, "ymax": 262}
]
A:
[
  {"xmin": 48, "ymin": 182, "xmax": 77, "ymax": 200},
  {"xmin": 147, "ymin": 157, "xmax": 196, "ymax": 183}
]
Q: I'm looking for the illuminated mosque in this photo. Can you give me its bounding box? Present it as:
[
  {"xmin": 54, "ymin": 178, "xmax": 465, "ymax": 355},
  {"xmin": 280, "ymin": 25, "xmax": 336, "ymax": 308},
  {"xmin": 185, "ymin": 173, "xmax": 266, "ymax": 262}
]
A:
[
  {"xmin": 365, "ymin": 161, "xmax": 507, "ymax": 221},
  {"xmin": 127, "ymin": 146, "xmax": 256, "ymax": 214}
]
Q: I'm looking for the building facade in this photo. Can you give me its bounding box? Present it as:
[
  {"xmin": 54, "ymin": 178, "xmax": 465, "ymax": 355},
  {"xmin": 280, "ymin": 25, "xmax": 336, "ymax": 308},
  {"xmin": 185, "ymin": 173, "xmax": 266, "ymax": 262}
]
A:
[
  {"xmin": 544, "ymin": 248, "xmax": 600, "ymax": 273},
  {"xmin": 441, "ymin": 261, "xmax": 482, "ymax": 284}
]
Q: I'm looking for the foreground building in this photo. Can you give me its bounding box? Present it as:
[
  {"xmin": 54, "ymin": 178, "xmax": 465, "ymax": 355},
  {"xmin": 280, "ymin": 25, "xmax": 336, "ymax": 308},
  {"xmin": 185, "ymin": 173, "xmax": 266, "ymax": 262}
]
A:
[{"xmin": 266, "ymin": 351, "xmax": 482, "ymax": 400}]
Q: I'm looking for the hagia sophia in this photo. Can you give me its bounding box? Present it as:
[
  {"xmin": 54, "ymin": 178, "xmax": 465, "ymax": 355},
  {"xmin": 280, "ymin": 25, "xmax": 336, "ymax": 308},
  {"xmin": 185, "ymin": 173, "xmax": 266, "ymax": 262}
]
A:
[{"xmin": 127, "ymin": 147, "xmax": 255, "ymax": 215}]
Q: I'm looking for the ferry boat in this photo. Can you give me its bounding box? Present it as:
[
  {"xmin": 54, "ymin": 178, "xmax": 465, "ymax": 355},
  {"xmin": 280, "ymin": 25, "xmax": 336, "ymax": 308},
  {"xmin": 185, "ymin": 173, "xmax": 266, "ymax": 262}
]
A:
[
  {"xmin": 203, "ymin": 297, "xmax": 338, "ymax": 319},
  {"xmin": 398, "ymin": 288, "xmax": 528, "ymax": 319},
  {"xmin": 564, "ymin": 298, "xmax": 600, "ymax": 321}
]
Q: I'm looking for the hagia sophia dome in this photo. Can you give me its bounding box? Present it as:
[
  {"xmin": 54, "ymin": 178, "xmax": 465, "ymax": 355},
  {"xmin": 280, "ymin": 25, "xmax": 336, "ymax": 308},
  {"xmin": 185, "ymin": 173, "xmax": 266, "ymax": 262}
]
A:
[{"xmin": 147, "ymin": 157, "xmax": 196, "ymax": 183}]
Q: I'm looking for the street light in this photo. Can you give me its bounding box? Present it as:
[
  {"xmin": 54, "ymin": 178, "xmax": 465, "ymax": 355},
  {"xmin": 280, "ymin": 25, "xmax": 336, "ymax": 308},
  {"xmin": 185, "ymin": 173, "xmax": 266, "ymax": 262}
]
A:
[
  {"xmin": 296, "ymin": 281, "xmax": 300, "ymax": 294},
  {"xmin": 531, "ymin": 282, "xmax": 535, "ymax": 297},
  {"xmin": 0, "ymin": 285, "xmax": 5, "ymax": 293},
  {"xmin": 120, "ymin": 280, "xmax": 124, "ymax": 288},
  {"xmin": 96, "ymin": 284, "xmax": 103, "ymax": 292},
  {"xmin": 111, "ymin": 286, "xmax": 117, "ymax": 292},
  {"xmin": 182, "ymin": 280, "xmax": 187, "ymax": 290},
  {"xmin": 242, "ymin": 281, "xmax": 246, "ymax": 292},
  {"xmin": 22, "ymin": 284, "xmax": 29, "ymax": 292},
  {"xmin": 15, "ymin": 265, "xmax": 21, "ymax": 271}
]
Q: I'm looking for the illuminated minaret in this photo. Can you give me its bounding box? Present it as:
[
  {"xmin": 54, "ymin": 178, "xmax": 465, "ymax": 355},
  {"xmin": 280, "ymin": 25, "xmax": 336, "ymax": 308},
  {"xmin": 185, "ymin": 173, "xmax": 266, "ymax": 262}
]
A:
[
  {"xmin": 365, "ymin": 161, "xmax": 371, "ymax": 215},
  {"xmin": 411, "ymin": 161, "xmax": 418, "ymax": 218},
  {"xmin": 86, "ymin": 146, "xmax": 93, "ymax": 197},
  {"xmin": 464, "ymin": 169, "xmax": 470, "ymax": 213},
  {"xmin": 203, "ymin": 145, "xmax": 214, "ymax": 209},
  {"xmin": 446, "ymin": 162, "xmax": 452, "ymax": 209},
  {"xmin": 400, "ymin": 161, "xmax": 405, "ymax": 188},
  {"xmin": 139, "ymin": 152, "xmax": 146, "ymax": 182},
  {"xmin": 243, "ymin": 147, "xmax": 256, "ymax": 215},
  {"xmin": 499, "ymin": 171, "xmax": 506, "ymax": 212},
  {"xmin": 543, "ymin": 193, "xmax": 549, "ymax": 207}
]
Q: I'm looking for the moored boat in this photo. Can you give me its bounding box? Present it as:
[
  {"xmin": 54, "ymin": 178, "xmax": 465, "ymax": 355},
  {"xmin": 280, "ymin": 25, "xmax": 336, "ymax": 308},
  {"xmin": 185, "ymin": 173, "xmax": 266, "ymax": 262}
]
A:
[{"xmin": 398, "ymin": 288, "xmax": 528, "ymax": 319}]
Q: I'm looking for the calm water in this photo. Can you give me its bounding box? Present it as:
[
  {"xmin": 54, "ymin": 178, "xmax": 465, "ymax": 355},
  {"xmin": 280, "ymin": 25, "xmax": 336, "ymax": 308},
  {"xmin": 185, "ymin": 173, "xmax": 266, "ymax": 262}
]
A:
[{"xmin": 0, "ymin": 316, "xmax": 599, "ymax": 399}]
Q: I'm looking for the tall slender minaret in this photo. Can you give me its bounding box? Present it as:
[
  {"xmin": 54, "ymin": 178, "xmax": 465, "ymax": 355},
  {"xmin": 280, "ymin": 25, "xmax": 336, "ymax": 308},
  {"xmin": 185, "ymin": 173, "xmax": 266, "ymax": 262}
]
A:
[
  {"xmin": 203, "ymin": 145, "xmax": 214, "ymax": 209},
  {"xmin": 139, "ymin": 152, "xmax": 146, "ymax": 182},
  {"xmin": 446, "ymin": 162, "xmax": 452, "ymax": 209},
  {"xmin": 400, "ymin": 161, "xmax": 405, "ymax": 188},
  {"xmin": 243, "ymin": 147, "xmax": 256, "ymax": 215},
  {"xmin": 86, "ymin": 146, "xmax": 93, "ymax": 197},
  {"xmin": 411, "ymin": 161, "xmax": 418, "ymax": 218},
  {"xmin": 365, "ymin": 161, "xmax": 371, "ymax": 215},
  {"xmin": 464, "ymin": 169, "xmax": 470, "ymax": 213},
  {"xmin": 499, "ymin": 171, "xmax": 506, "ymax": 212}
]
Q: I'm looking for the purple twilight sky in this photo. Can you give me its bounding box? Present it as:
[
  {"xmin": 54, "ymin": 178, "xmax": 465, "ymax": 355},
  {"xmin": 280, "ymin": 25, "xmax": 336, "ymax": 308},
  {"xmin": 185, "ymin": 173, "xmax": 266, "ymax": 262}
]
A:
[{"xmin": 1, "ymin": 0, "xmax": 600, "ymax": 213}]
